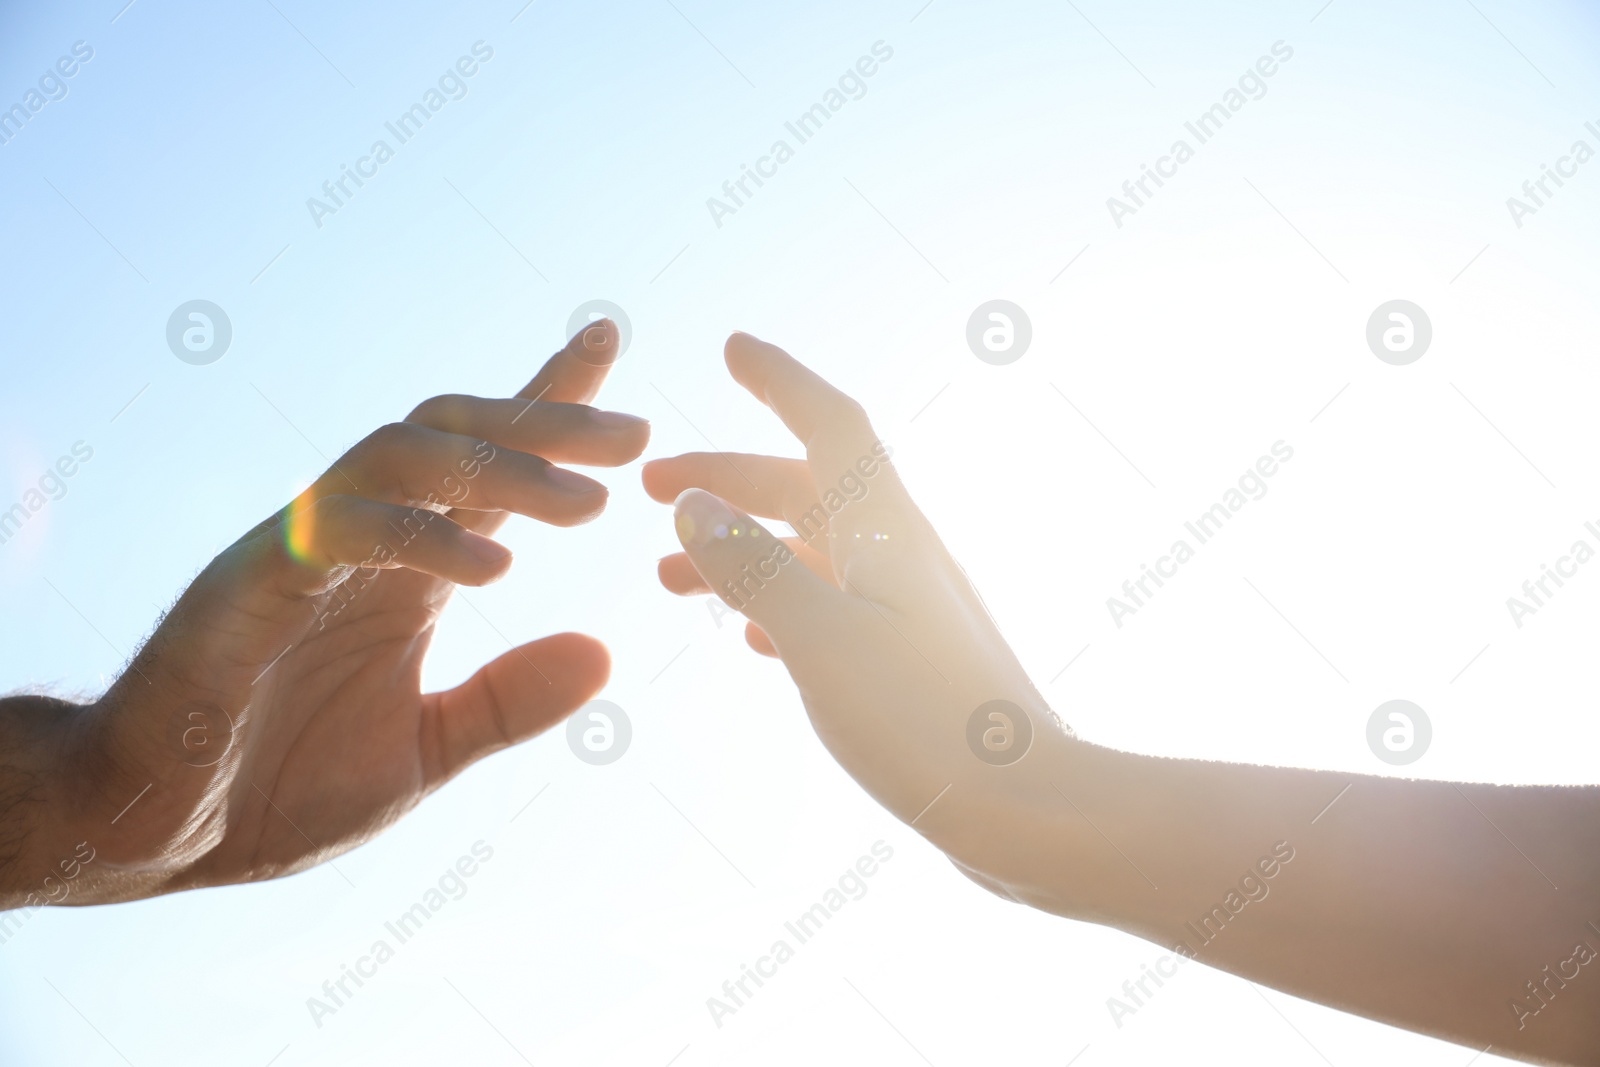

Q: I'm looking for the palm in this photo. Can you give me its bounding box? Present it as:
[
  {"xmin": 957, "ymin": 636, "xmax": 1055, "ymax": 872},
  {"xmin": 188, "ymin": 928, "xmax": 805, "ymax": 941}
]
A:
[{"xmin": 218, "ymin": 568, "xmax": 446, "ymax": 878}]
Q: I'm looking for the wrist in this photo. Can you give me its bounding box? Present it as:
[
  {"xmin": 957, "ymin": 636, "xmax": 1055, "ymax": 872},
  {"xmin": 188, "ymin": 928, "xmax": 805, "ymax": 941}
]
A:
[
  {"xmin": 61, "ymin": 689, "xmax": 224, "ymax": 903},
  {"xmin": 0, "ymin": 695, "xmax": 88, "ymax": 908},
  {"xmin": 943, "ymin": 739, "xmax": 1323, "ymax": 958},
  {"xmin": 914, "ymin": 731, "xmax": 1165, "ymax": 931},
  {"xmin": 1, "ymin": 693, "xmax": 198, "ymax": 909}
]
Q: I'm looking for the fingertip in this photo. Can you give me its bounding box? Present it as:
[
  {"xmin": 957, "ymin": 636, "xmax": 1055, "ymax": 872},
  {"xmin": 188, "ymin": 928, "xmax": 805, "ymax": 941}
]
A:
[
  {"xmin": 623, "ymin": 417, "xmax": 651, "ymax": 458},
  {"xmin": 478, "ymin": 552, "xmax": 516, "ymax": 585},
  {"xmin": 744, "ymin": 621, "xmax": 780, "ymax": 658},
  {"xmin": 536, "ymin": 631, "xmax": 612, "ymax": 701},
  {"xmin": 724, "ymin": 331, "xmax": 788, "ymax": 396},
  {"xmin": 641, "ymin": 458, "xmax": 677, "ymax": 502},
  {"xmin": 572, "ymin": 317, "xmax": 620, "ymax": 367},
  {"xmin": 725, "ymin": 331, "xmax": 768, "ymax": 377},
  {"xmin": 672, "ymin": 485, "xmax": 716, "ymax": 511},
  {"xmin": 461, "ymin": 532, "xmax": 516, "ymax": 585},
  {"xmin": 668, "ymin": 488, "xmax": 828, "ymax": 634},
  {"xmin": 424, "ymin": 629, "xmax": 617, "ymax": 789},
  {"xmin": 546, "ymin": 483, "xmax": 610, "ymax": 527},
  {"xmin": 593, "ymin": 417, "xmax": 650, "ymax": 467},
  {"xmin": 657, "ymin": 552, "xmax": 707, "ymax": 595},
  {"xmin": 672, "ymin": 488, "xmax": 736, "ymax": 547},
  {"xmin": 554, "ymin": 629, "xmax": 611, "ymax": 672}
]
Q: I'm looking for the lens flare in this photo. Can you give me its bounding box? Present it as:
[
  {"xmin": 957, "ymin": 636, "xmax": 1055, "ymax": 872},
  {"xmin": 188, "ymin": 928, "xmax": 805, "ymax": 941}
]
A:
[{"xmin": 283, "ymin": 491, "xmax": 318, "ymax": 564}]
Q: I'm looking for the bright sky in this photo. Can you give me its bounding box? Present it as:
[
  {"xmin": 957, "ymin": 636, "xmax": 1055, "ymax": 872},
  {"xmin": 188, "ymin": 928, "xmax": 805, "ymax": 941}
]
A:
[{"xmin": 4, "ymin": 0, "xmax": 1600, "ymax": 1064}]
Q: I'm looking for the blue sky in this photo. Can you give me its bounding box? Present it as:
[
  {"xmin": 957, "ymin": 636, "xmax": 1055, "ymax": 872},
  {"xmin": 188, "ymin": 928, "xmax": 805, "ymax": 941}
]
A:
[{"xmin": 5, "ymin": 0, "xmax": 1600, "ymax": 1064}]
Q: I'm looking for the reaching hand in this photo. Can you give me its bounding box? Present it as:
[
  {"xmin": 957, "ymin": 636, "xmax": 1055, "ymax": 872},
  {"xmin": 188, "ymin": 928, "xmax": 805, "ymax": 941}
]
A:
[
  {"xmin": 645, "ymin": 334, "xmax": 1600, "ymax": 1066},
  {"xmin": 24, "ymin": 319, "xmax": 647, "ymax": 904},
  {"xmin": 643, "ymin": 332, "xmax": 1070, "ymax": 873}
]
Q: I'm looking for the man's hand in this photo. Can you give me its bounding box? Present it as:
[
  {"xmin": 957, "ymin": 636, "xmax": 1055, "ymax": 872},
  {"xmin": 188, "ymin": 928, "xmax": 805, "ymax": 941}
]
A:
[{"xmin": 1, "ymin": 319, "xmax": 646, "ymax": 907}]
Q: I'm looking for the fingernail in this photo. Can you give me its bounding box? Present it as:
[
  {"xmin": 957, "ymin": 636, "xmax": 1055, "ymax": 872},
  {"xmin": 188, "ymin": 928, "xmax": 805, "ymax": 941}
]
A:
[
  {"xmin": 674, "ymin": 488, "xmax": 736, "ymax": 546},
  {"xmin": 465, "ymin": 533, "xmax": 512, "ymax": 565},
  {"xmin": 592, "ymin": 410, "xmax": 649, "ymax": 433},
  {"xmin": 546, "ymin": 465, "xmax": 603, "ymax": 494}
]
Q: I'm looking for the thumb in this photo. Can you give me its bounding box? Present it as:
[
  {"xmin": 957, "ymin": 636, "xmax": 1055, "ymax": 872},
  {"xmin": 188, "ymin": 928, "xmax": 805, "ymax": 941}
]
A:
[
  {"xmin": 422, "ymin": 631, "xmax": 610, "ymax": 789},
  {"xmin": 673, "ymin": 489, "xmax": 840, "ymax": 648}
]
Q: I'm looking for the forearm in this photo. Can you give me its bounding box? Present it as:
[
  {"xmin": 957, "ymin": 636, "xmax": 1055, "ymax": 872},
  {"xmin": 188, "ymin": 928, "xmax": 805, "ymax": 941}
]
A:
[
  {"xmin": 0, "ymin": 693, "xmax": 178, "ymax": 912},
  {"xmin": 958, "ymin": 741, "xmax": 1600, "ymax": 1064},
  {"xmin": 0, "ymin": 695, "xmax": 92, "ymax": 910}
]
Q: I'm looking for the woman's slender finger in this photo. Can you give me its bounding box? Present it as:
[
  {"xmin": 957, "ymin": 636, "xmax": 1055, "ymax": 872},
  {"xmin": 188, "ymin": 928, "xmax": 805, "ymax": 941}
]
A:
[
  {"xmin": 745, "ymin": 621, "xmax": 779, "ymax": 658},
  {"xmin": 642, "ymin": 453, "xmax": 809, "ymax": 516},
  {"xmin": 723, "ymin": 332, "xmax": 886, "ymax": 475},
  {"xmin": 671, "ymin": 489, "xmax": 846, "ymax": 647},
  {"xmin": 642, "ymin": 452, "xmax": 835, "ymax": 544},
  {"xmin": 658, "ymin": 538, "xmax": 832, "ymax": 595},
  {"xmin": 721, "ymin": 333, "xmax": 918, "ymax": 554}
]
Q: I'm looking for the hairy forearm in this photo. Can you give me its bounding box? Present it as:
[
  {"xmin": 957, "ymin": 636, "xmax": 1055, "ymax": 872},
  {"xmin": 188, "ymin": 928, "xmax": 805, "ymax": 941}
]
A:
[
  {"xmin": 0, "ymin": 693, "xmax": 172, "ymax": 913},
  {"xmin": 0, "ymin": 695, "xmax": 90, "ymax": 910},
  {"xmin": 954, "ymin": 741, "xmax": 1600, "ymax": 1065}
]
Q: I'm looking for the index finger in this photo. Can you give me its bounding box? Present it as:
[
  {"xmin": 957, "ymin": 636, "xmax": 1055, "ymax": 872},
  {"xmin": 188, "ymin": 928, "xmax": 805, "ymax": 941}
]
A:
[
  {"xmin": 516, "ymin": 317, "xmax": 624, "ymax": 406},
  {"xmin": 722, "ymin": 331, "xmax": 920, "ymax": 555},
  {"xmin": 724, "ymin": 331, "xmax": 870, "ymax": 457},
  {"xmin": 445, "ymin": 317, "xmax": 631, "ymax": 534}
]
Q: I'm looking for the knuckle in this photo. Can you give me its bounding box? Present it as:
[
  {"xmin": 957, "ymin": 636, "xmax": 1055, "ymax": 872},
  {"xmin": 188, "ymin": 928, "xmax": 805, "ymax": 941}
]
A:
[
  {"xmin": 813, "ymin": 397, "xmax": 874, "ymax": 449},
  {"xmin": 307, "ymin": 492, "xmax": 362, "ymax": 536},
  {"xmin": 505, "ymin": 449, "xmax": 550, "ymax": 476},
  {"xmin": 348, "ymin": 422, "xmax": 421, "ymax": 466},
  {"xmin": 837, "ymin": 396, "xmax": 871, "ymax": 428},
  {"xmin": 373, "ymin": 420, "xmax": 420, "ymax": 449},
  {"xmin": 407, "ymin": 393, "xmax": 471, "ymax": 430},
  {"xmin": 252, "ymin": 494, "xmax": 363, "ymax": 595},
  {"xmin": 313, "ymin": 491, "xmax": 356, "ymax": 514}
]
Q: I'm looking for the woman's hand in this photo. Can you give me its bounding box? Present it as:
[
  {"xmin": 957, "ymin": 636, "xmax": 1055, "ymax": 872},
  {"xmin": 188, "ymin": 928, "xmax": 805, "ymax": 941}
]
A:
[
  {"xmin": 2, "ymin": 319, "xmax": 647, "ymax": 906},
  {"xmin": 643, "ymin": 332, "xmax": 1073, "ymax": 877},
  {"xmin": 645, "ymin": 333, "xmax": 1600, "ymax": 1066}
]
